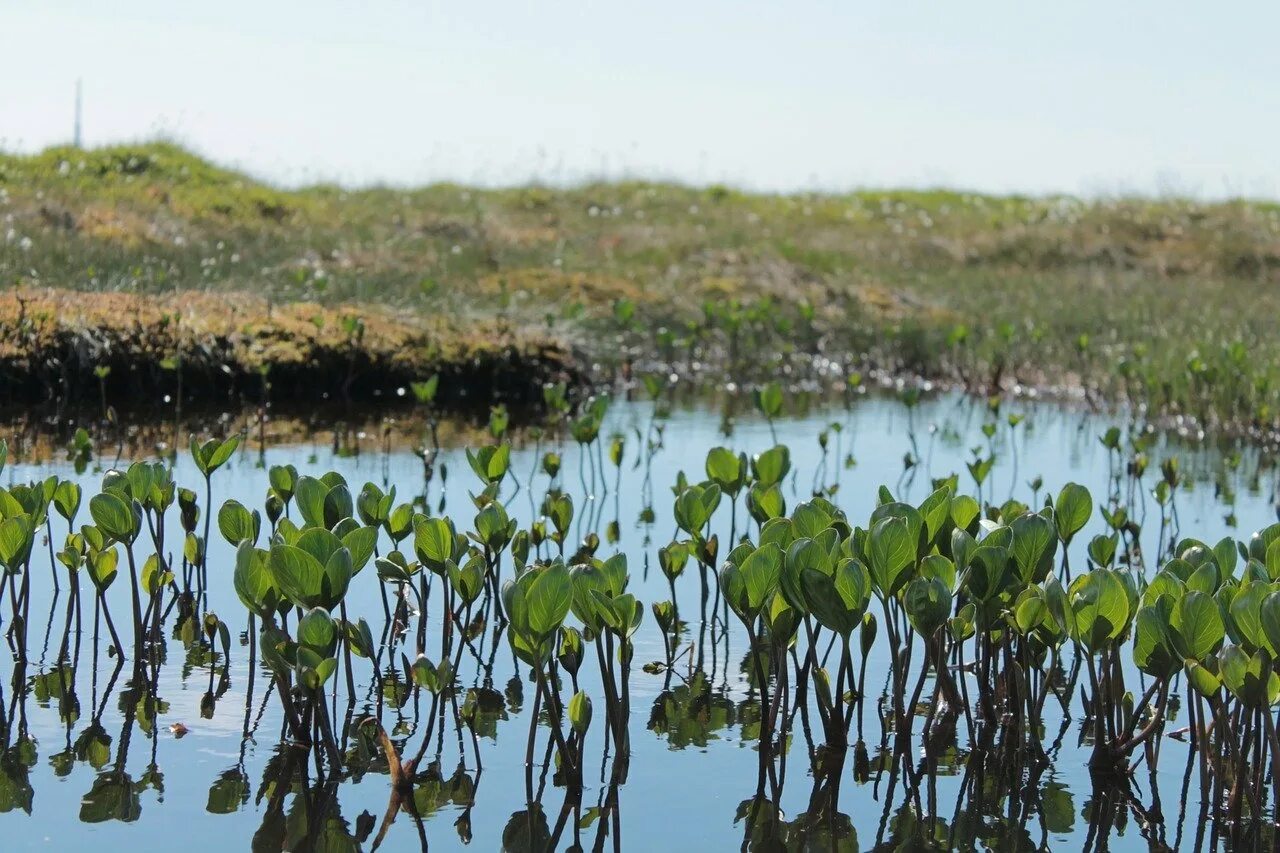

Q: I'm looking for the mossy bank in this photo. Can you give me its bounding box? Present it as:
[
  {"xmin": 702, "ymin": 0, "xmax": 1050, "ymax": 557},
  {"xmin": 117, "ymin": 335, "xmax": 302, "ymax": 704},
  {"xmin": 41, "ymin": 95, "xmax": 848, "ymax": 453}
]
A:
[{"xmin": 0, "ymin": 288, "xmax": 579, "ymax": 413}]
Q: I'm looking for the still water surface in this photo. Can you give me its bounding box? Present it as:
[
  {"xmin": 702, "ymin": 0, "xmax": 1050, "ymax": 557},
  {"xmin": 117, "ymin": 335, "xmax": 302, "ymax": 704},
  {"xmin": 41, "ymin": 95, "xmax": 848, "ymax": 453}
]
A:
[{"xmin": 1, "ymin": 392, "xmax": 1274, "ymax": 850}]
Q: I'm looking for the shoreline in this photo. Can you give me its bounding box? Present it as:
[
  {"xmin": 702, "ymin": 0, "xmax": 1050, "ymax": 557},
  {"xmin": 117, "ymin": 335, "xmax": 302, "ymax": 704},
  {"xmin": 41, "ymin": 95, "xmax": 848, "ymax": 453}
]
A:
[{"xmin": 0, "ymin": 288, "xmax": 582, "ymax": 413}]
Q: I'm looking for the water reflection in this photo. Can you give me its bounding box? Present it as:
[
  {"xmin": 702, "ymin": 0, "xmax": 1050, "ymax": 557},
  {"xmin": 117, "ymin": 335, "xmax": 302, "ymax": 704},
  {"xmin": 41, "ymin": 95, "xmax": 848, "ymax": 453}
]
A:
[
  {"xmin": 648, "ymin": 670, "xmax": 737, "ymax": 749},
  {"xmin": 0, "ymin": 393, "xmax": 1277, "ymax": 849}
]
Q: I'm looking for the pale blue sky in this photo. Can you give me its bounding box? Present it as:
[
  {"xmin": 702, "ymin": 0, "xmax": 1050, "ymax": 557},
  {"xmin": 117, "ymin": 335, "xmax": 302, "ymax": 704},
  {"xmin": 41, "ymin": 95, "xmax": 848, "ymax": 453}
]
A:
[{"xmin": 2, "ymin": 1, "xmax": 1277, "ymax": 196}]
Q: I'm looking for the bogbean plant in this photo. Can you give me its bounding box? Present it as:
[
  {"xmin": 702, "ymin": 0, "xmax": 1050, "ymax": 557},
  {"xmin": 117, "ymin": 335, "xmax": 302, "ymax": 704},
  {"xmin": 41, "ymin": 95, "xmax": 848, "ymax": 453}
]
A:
[
  {"xmin": 0, "ymin": 448, "xmax": 220, "ymax": 672},
  {"xmin": 648, "ymin": 442, "xmax": 1280, "ymax": 824},
  {"xmin": 220, "ymin": 426, "xmax": 645, "ymax": 792},
  {"xmin": 0, "ymin": 440, "xmax": 247, "ymax": 783},
  {"xmin": 0, "ymin": 457, "xmax": 44, "ymax": 651},
  {"xmin": 16, "ymin": 416, "xmax": 1280, "ymax": 833},
  {"xmin": 501, "ymin": 463, "xmax": 644, "ymax": 785}
]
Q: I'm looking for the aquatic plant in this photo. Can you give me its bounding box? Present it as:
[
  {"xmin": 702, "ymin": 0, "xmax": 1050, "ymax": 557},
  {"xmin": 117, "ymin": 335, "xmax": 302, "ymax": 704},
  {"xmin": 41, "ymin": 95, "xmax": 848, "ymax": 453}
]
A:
[{"xmin": 8, "ymin": 397, "xmax": 1280, "ymax": 850}]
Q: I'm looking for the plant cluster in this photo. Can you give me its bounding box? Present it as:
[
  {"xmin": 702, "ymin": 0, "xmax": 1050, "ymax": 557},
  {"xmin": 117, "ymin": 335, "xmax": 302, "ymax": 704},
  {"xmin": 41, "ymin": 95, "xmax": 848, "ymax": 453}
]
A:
[{"xmin": 2, "ymin": 391, "xmax": 1280, "ymax": 848}]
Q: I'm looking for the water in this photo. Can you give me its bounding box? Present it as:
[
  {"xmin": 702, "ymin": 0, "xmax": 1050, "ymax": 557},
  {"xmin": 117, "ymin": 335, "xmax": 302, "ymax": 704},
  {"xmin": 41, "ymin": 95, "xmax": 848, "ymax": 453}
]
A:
[{"xmin": 0, "ymin": 391, "xmax": 1274, "ymax": 851}]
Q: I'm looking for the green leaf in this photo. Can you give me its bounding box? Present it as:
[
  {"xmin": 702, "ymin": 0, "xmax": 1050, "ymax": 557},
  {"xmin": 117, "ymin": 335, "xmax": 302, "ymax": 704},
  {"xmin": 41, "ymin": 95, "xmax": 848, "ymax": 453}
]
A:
[
  {"xmin": 311, "ymin": 656, "xmax": 338, "ymax": 688},
  {"xmin": 89, "ymin": 492, "xmax": 138, "ymax": 543},
  {"xmin": 739, "ymin": 544, "xmax": 783, "ymax": 612},
  {"xmin": 950, "ymin": 528, "xmax": 977, "ymax": 573},
  {"xmin": 1170, "ymin": 590, "xmax": 1226, "ymax": 661},
  {"xmin": 1265, "ymin": 539, "xmax": 1280, "ymax": 582},
  {"xmin": 321, "ymin": 548, "xmax": 353, "ymax": 608},
  {"xmin": 904, "ymin": 576, "xmax": 951, "ymax": 637},
  {"xmin": 356, "ymin": 483, "xmax": 391, "ymax": 526},
  {"xmin": 410, "ymin": 655, "xmax": 440, "ymax": 692},
  {"xmin": 293, "ymin": 476, "xmax": 328, "ymax": 529},
  {"xmin": 346, "ymin": 617, "xmax": 376, "ymax": 658},
  {"xmin": 658, "ymin": 541, "xmax": 690, "ymax": 582},
  {"xmin": 1229, "ymin": 581, "xmax": 1273, "ymax": 653},
  {"xmin": 450, "ymin": 555, "xmax": 486, "ymax": 604},
  {"xmin": 1067, "ymin": 569, "xmax": 1130, "ymax": 652},
  {"xmin": 1054, "ymin": 483, "xmax": 1092, "ymax": 544},
  {"xmin": 53, "ymin": 481, "xmax": 82, "ymax": 523},
  {"xmin": 321, "ymin": 483, "xmax": 353, "ymax": 527},
  {"xmin": 950, "ymin": 494, "xmax": 980, "ymax": 532},
  {"xmin": 258, "ymin": 626, "xmax": 294, "ymax": 677},
  {"xmin": 297, "ymin": 607, "xmax": 338, "ymax": 657},
  {"xmin": 1184, "ymin": 657, "xmax": 1221, "ymax": 698},
  {"xmin": 801, "ymin": 568, "xmax": 856, "ymax": 635},
  {"xmin": 0, "ymin": 515, "xmax": 32, "ymax": 571},
  {"xmin": 233, "ymin": 542, "xmax": 278, "ymax": 619},
  {"xmin": 917, "ymin": 486, "xmax": 952, "ymax": 546},
  {"xmin": 87, "ymin": 547, "xmax": 119, "ymax": 592},
  {"xmin": 1087, "ymin": 533, "xmax": 1118, "ymax": 569},
  {"xmin": 466, "ymin": 444, "xmax": 511, "ymax": 484},
  {"xmin": 965, "ymin": 546, "xmax": 1010, "ymax": 602},
  {"xmin": 746, "ymin": 483, "xmax": 785, "ymax": 524},
  {"xmin": 414, "ymin": 516, "xmax": 455, "ymax": 571},
  {"xmin": 526, "ymin": 563, "xmax": 573, "ymax": 637},
  {"xmin": 1259, "ymin": 591, "xmax": 1280, "ymax": 655},
  {"xmin": 869, "ymin": 501, "xmax": 924, "ymax": 557},
  {"xmin": 1186, "ymin": 561, "xmax": 1219, "ymax": 595},
  {"xmin": 674, "ymin": 484, "xmax": 712, "ymax": 535},
  {"xmin": 269, "ymin": 543, "xmax": 325, "ymax": 609},
  {"xmin": 1133, "ymin": 605, "xmax": 1180, "ymax": 678},
  {"xmin": 268, "ymin": 464, "xmax": 298, "ymax": 501},
  {"xmin": 568, "ymin": 691, "xmax": 592, "ymax": 733},
  {"xmin": 833, "ymin": 558, "xmax": 870, "ymax": 614},
  {"xmin": 217, "ymin": 500, "xmax": 259, "ymax": 546},
  {"xmin": 140, "ymin": 554, "xmax": 171, "ymax": 595},
  {"xmin": 1213, "ymin": 537, "xmax": 1238, "ymax": 578},
  {"xmin": 1014, "ymin": 589, "xmax": 1048, "ymax": 634},
  {"xmin": 759, "ymin": 517, "xmax": 795, "ymax": 551},
  {"xmin": 1141, "ymin": 570, "xmax": 1186, "ymax": 609},
  {"xmin": 917, "ymin": 554, "xmax": 956, "ymax": 590},
  {"xmin": 751, "ymin": 446, "xmax": 790, "ymax": 488},
  {"xmin": 705, "ymin": 447, "xmax": 745, "ymax": 494},
  {"xmin": 341, "ymin": 525, "xmax": 378, "ymax": 574},
  {"xmin": 1010, "ymin": 512, "xmax": 1057, "ymax": 583},
  {"xmin": 790, "ymin": 500, "xmax": 835, "ymax": 541},
  {"xmin": 205, "ymin": 435, "xmax": 240, "ymax": 472},
  {"xmin": 473, "ymin": 502, "xmax": 513, "ymax": 551},
  {"xmin": 754, "ymin": 382, "xmax": 784, "ymax": 418},
  {"xmin": 868, "ymin": 516, "xmax": 915, "ymax": 596}
]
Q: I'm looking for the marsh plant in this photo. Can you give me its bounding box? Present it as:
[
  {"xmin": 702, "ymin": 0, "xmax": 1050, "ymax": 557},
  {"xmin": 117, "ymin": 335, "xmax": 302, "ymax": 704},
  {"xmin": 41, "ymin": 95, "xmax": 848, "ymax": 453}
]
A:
[{"xmin": 6, "ymin": 386, "xmax": 1280, "ymax": 851}]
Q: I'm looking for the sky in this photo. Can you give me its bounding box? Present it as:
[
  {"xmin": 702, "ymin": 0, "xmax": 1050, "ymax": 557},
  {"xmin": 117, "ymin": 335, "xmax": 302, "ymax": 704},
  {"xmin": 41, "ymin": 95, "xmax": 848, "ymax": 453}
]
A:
[{"xmin": 2, "ymin": 1, "xmax": 1278, "ymax": 197}]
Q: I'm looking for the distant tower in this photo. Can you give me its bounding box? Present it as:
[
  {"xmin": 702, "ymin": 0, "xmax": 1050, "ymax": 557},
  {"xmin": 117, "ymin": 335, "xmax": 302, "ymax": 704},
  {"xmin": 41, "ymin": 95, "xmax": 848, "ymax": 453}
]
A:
[{"xmin": 73, "ymin": 79, "xmax": 82, "ymax": 147}]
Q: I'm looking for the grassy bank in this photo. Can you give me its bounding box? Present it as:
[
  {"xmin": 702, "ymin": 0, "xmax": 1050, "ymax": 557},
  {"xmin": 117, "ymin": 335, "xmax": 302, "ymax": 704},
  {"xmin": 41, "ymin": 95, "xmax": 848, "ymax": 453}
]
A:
[{"xmin": 2, "ymin": 142, "xmax": 1279, "ymax": 430}]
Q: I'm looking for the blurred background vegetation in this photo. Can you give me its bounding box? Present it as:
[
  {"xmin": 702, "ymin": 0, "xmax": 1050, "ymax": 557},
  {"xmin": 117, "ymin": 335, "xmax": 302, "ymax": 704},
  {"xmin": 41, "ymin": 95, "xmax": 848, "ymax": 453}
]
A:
[{"xmin": 2, "ymin": 142, "xmax": 1279, "ymax": 431}]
